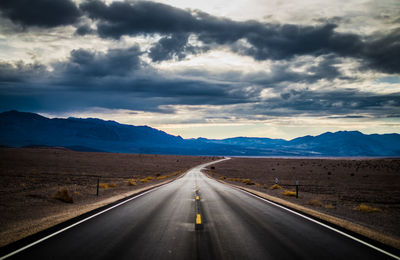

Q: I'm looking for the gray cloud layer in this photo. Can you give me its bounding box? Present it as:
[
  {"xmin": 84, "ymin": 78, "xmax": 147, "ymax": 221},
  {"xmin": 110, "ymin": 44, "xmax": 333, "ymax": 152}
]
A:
[
  {"xmin": 79, "ymin": 0, "xmax": 400, "ymax": 74},
  {"xmin": 0, "ymin": 0, "xmax": 399, "ymax": 121},
  {"xmin": 0, "ymin": 0, "xmax": 81, "ymax": 28},
  {"xmin": 1, "ymin": 0, "xmax": 398, "ymax": 73}
]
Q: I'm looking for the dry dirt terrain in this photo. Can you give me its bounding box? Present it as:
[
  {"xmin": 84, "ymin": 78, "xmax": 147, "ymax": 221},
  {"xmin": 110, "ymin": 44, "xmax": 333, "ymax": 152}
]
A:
[
  {"xmin": 0, "ymin": 147, "xmax": 217, "ymax": 247},
  {"xmin": 206, "ymin": 157, "xmax": 400, "ymax": 244}
]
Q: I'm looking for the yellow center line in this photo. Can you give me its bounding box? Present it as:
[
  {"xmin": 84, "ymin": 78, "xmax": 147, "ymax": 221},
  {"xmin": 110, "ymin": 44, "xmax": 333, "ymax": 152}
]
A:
[{"xmin": 196, "ymin": 214, "xmax": 202, "ymax": 224}]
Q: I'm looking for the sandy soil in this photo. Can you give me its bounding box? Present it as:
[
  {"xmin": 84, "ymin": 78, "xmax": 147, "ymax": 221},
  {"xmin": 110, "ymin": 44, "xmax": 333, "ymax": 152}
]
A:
[
  {"xmin": 0, "ymin": 147, "xmax": 218, "ymax": 247},
  {"xmin": 205, "ymin": 157, "xmax": 400, "ymax": 245}
]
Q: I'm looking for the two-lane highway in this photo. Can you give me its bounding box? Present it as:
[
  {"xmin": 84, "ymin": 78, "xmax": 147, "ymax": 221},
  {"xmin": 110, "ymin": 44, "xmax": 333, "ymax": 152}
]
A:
[{"xmin": 1, "ymin": 159, "xmax": 398, "ymax": 259}]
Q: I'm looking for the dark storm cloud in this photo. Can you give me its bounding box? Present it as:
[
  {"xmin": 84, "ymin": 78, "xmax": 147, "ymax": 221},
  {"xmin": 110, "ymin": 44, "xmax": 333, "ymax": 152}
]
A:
[
  {"xmin": 149, "ymin": 33, "xmax": 190, "ymax": 62},
  {"xmin": 53, "ymin": 46, "xmax": 143, "ymax": 79},
  {"xmin": 79, "ymin": 0, "xmax": 198, "ymax": 38},
  {"xmin": 79, "ymin": 0, "xmax": 400, "ymax": 73},
  {"xmin": 245, "ymin": 89, "xmax": 400, "ymax": 117},
  {"xmin": 0, "ymin": 0, "xmax": 81, "ymax": 28},
  {"xmin": 0, "ymin": 61, "xmax": 48, "ymax": 82},
  {"xmin": 75, "ymin": 24, "xmax": 95, "ymax": 36},
  {"xmin": 1, "ymin": 49, "xmax": 399, "ymax": 119},
  {"xmin": 362, "ymin": 28, "xmax": 400, "ymax": 74},
  {"xmin": 0, "ymin": 46, "xmax": 259, "ymax": 114}
]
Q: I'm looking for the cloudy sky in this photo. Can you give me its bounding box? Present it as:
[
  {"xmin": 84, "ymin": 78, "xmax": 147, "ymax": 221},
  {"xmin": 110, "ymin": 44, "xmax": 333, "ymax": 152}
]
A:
[{"xmin": 0, "ymin": 0, "xmax": 399, "ymax": 139}]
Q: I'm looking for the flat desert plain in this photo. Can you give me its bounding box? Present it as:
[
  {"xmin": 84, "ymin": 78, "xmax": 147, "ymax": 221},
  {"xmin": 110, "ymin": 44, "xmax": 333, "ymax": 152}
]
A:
[
  {"xmin": 206, "ymin": 157, "xmax": 400, "ymax": 244},
  {"xmin": 0, "ymin": 147, "xmax": 217, "ymax": 247}
]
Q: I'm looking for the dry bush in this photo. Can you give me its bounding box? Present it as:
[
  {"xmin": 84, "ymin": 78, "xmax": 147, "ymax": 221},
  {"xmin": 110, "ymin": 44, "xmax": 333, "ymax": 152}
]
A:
[
  {"xmin": 308, "ymin": 199, "xmax": 323, "ymax": 207},
  {"xmin": 99, "ymin": 183, "xmax": 117, "ymax": 189},
  {"xmin": 325, "ymin": 204, "xmax": 335, "ymax": 209},
  {"xmin": 128, "ymin": 179, "xmax": 137, "ymax": 186},
  {"xmin": 227, "ymin": 177, "xmax": 241, "ymax": 182},
  {"xmin": 354, "ymin": 204, "xmax": 381, "ymax": 213},
  {"xmin": 283, "ymin": 190, "xmax": 297, "ymax": 197},
  {"xmin": 241, "ymin": 178, "xmax": 255, "ymax": 185},
  {"xmin": 171, "ymin": 170, "xmax": 184, "ymax": 176},
  {"xmin": 270, "ymin": 184, "xmax": 283, "ymax": 190},
  {"xmin": 53, "ymin": 188, "xmax": 73, "ymax": 203}
]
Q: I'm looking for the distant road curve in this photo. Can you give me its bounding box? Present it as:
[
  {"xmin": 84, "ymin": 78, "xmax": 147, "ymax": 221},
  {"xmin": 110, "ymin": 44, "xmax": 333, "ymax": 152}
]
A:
[{"xmin": 1, "ymin": 158, "xmax": 399, "ymax": 260}]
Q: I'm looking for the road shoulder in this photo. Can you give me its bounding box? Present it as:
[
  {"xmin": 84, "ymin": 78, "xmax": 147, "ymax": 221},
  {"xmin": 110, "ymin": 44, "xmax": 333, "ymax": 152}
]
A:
[{"xmin": 207, "ymin": 174, "xmax": 400, "ymax": 250}]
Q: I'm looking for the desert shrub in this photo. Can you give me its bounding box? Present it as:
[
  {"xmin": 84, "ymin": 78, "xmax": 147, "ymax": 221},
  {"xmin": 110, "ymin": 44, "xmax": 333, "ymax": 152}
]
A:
[
  {"xmin": 308, "ymin": 199, "xmax": 323, "ymax": 207},
  {"xmin": 168, "ymin": 170, "xmax": 183, "ymax": 177},
  {"xmin": 283, "ymin": 190, "xmax": 297, "ymax": 197},
  {"xmin": 54, "ymin": 188, "xmax": 73, "ymax": 203},
  {"xmin": 99, "ymin": 183, "xmax": 109, "ymax": 189},
  {"xmin": 241, "ymin": 178, "xmax": 255, "ymax": 185},
  {"xmin": 100, "ymin": 183, "xmax": 117, "ymax": 189},
  {"xmin": 325, "ymin": 204, "xmax": 335, "ymax": 209},
  {"xmin": 354, "ymin": 204, "xmax": 380, "ymax": 213},
  {"xmin": 270, "ymin": 184, "xmax": 283, "ymax": 190},
  {"xmin": 228, "ymin": 178, "xmax": 241, "ymax": 182},
  {"xmin": 128, "ymin": 179, "xmax": 137, "ymax": 186}
]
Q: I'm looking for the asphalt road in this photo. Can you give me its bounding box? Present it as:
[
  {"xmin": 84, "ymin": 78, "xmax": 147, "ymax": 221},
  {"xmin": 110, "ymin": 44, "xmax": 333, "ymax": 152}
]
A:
[{"xmin": 1, "ymin": 159, "xmax": 398, "ymax": 260}]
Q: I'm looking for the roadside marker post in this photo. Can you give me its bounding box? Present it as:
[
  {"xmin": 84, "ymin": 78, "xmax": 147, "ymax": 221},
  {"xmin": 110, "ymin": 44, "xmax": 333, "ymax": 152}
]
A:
[{"xmin": 96, "ymin": 176, "xmax": 100, "ymax": 196}]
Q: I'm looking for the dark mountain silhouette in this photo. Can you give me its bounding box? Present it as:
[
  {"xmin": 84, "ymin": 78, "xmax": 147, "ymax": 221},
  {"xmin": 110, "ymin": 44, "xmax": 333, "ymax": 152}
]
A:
[{"xmin": 1, "ymin": 111, "xmax": 399, "ymax": 156}]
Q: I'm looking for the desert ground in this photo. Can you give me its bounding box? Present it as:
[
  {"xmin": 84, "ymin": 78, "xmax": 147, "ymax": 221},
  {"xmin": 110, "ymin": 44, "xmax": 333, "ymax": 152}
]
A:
[
  {"xmin": 0, "ymin": 147, "xmax": 218, "ymax": 247},
  {"xmin": 206, "ymin": 157, "xmax": 400, "ymax": 242},
  {"xmin": 1, "ymin": 149, "xmax": 399, "ymax": 249}
]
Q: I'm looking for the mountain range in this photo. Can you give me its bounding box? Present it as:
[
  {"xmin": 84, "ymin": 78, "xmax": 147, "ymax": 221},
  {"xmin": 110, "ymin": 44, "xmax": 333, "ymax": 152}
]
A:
[{"xmin": 1, "ymin": 110, "xmax": 399, "ymax": 156}]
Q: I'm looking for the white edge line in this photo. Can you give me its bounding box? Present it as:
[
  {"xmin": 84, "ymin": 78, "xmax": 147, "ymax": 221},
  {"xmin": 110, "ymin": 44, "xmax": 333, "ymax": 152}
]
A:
[
  {"xmin": 0, "ymin": 186, "xmax": 162, "ymax": 260},
  {"xmin": 0, "ymin": 159, "xmax": 227, "ymax": 260},
  {"xmin": 237, "ymin": 187, "xmax": 400, "ymax": 260}
]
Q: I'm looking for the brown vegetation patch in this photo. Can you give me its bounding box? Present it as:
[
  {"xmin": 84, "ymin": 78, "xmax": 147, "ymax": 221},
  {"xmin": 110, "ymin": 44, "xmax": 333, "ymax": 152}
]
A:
[
  {"xmin": 283, "ymin": 190, "xmax": 297, "ymax": 197},
  {"xmin": 354, "ymin": 204, "xmax": 381, "ymax": 213},
  {"xmin": 53, "ymin": 188, "xmax": 73, "ymax": 203},
  {"xmin": 270, "ymin": 184, "xmax": 283, "ymax": 190},
  {"xmin": 308, "ymin": 199, "xmax": 323, "ymax": 207}
]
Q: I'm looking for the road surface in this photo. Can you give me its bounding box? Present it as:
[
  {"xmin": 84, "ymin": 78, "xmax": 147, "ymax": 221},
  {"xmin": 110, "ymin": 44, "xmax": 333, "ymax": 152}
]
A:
[{"xmin": 1, "ymin": 159, "xmax": 398, "ymax": 259}]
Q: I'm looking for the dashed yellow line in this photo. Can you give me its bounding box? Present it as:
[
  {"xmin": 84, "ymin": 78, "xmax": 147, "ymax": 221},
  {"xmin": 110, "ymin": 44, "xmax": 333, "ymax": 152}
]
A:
[{"xmin": 196, "ymin": 214, "xmax": 202, "ymax": 225}]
